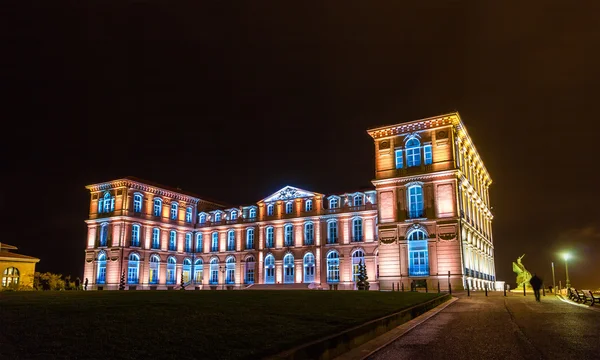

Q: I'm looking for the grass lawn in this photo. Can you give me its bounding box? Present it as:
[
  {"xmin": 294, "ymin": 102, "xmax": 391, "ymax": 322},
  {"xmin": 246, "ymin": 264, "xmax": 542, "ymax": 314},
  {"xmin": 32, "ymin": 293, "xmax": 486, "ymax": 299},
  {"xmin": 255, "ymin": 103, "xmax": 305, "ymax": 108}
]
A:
[{"xmin": 0, "ymin": 290, "xmax": 443, "ymax": 359}]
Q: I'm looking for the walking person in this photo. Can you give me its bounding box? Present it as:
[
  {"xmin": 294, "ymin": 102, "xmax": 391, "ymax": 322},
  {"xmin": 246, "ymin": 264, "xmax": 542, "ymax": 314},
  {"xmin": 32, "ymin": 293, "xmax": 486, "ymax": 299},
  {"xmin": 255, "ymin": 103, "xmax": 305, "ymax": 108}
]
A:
[
  {"xmin": 75, "ymin": 277, "xmax": 81, "ymax": 291},
  {"xmin": 84, "ymin": 278, "xmax": 89, "ymax": 291},
  {"xmin": 530, "ymin": 273, "xmax": 543, "ymax": 302}
]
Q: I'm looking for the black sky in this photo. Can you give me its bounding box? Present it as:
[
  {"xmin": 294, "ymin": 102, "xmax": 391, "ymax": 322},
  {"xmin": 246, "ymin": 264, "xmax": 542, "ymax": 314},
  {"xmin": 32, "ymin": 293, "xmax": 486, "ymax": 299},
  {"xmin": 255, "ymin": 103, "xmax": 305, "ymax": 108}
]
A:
[{"xmin": 3, "ymin": 1, "xmax": 600, "ymax": 288}]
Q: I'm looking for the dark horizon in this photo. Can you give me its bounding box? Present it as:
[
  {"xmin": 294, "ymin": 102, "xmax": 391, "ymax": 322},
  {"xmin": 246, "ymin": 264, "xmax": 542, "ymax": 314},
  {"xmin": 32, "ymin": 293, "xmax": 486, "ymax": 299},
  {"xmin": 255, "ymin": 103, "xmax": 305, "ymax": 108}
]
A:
[{"xmin": 3, "ymin": 1, "xmax": 599, "ymax": 289}]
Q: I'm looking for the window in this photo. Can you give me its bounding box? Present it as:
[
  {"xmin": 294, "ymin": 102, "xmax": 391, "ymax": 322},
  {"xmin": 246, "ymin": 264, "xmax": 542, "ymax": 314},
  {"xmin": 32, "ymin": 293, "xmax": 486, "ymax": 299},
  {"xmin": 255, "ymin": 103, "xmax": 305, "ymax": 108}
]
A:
[
  {"xmin": 305, "ymin": 199, "xmax": 313, "ymax": 212},
  {"xmin": 131, "ymin": 224, "xmax": 140, "ymax": 247},
  {"xmin": 327, "ymin": 220, "xmax": 338, "ymax": 244},
  {"xmin": 303, "ymin": 253, "xmax": 315, "ymax": 283},
  {"xmin": 285, "ymin": 202, "xmax": 293, "ymax": 214},
  {"xmin": 153, "ymin": 198, "xmax": 162, "ymax": 217},
  {"xmin": 408, "ymin": 230, "xmax": 429, "ymax": 276},
  {"xmin": 245, "ymin": 256, "xmax": 255, "ymax": 284},
  {"xmin": 169, "ymin": 230, "xmax": 177, "ymax": 251},
  {"xmin": 214, "ymin": 212, "xmax": 221, "ymax": 222},
  {"xmin": 185, "ymin": 233, "xmax": 192, "ymax": 252},
  {"xmin": 329, "ymin": 198, "xmax": 339, "ymax": 209},
  {"xmin": 395, "ymin": 149, "xmax": 403, "ymax": 169},
  {"xmin": 266, "ymin": 227, "xmax": 274, "ymax": 248},
  {"xmin": 304, "ymin": 222, "xmax": 314, "ymax": 245},
  {"xmin": 424, "ymin": 144, "xmax": 432, "ymax": 165},
  {"xmin": 226, "ymin": 256, "xmax": 235, "ymax": 284},
  {"xmin": 230, "ymin": 210, "xmax": 237, "ymax": 221},
  {"xmin": 227, "ymin": 230, "xmax": 235, "ymax": 251},
  {"xmin": 408, "ymin": 185, "xmax": 424, "ymax": 218},
  {"xmin": 264, "ymin": 254, "xmax": 275, "ymax": 284},
  {"xmin": 327, "ymin": 251, "xmax": 340, "ymax": 283},
  {"xmin": 133, "ymin": 193, "xmax": 143, "ymax": 213},
  {"xmin": 96, "ymin": 252, "xmax": 106, "ymax": 285},
  {"xmin": 246, "ymin": 228, "xmax": 254, "ymax": 249},
  {"xmin": 166, "ymin": 257, "xmax": 176, "ymax": 284},
  {"xmin": 406, "ymin": 138, "xmax": 421, "ymax": 167},
  {"xmin": 185, "ymin": 207, "xmax": 192, "ymax": 223},
  {"xmin": 171, "ymin": 202, "xmax": 178, "ymax": 220},
  {"xmin": 284, "ymin": 224, "xmax": 293, "ymax": 246},
  {"xmin": 149, "ymin": 254, "xmax": 160, "ymax": 284},
  {"xmin": 352, "ymin": 250, "xmax": 365, "ymax": 282},
  {"xmin": 211, "ymin": 232, "xmax": 219, "ymax": 252},
  {"xmin": 182, "ymin": 258, "xmax": 192, "ymax": 283},
  {"xmin": 352, "ymin": 218, "xmax": 363, "ymax": 242},
  {"xmin": 194, "ymin": 259, "xmax": 203, "ymax": 284},
  {"xmin": 152, "ymin": 228, "xmax": 160, "ymax": 249},
  {"xmin": 249, "ymin": 208, "xmax": 257, "ymax": 218},
  {"xmin": 196, "ymin": 233, "xmax": 203, "ymax": 253},
  {"xmin": 267, "ymin": 204, "xmax": 274, "ymax": 216},
  {"xmin": 283, "ymin": 254, "xmax": 294, "ymax": 283},
  {"xmin": 99, "ymin": 223, "xmax": 109, "ymax": 247},
  {"xmin": 98, "ymin": 192, "xmax": 115, "ymax": 213},
  {"xmin": 353, "ymin": 195, "xmax": 363, "ymax": 207},
  {"xmin": 210, "ymin": 258, "xmax": 219, "ymax": 284},
  {"xmin": 127, "ymin": 253, "xmax": 140, "ymax": 284},
  {"xmin": 199, "ymin": 213, "xmax": 206, "ymax": 224}
]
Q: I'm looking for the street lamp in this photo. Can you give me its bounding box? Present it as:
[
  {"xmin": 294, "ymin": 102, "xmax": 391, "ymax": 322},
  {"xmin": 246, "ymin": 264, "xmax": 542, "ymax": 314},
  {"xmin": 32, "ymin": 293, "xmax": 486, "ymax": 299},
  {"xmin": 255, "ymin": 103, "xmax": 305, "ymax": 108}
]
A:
[{"xmin": 562, "ymin": 253, "xmax": 570, "ymax": 289}]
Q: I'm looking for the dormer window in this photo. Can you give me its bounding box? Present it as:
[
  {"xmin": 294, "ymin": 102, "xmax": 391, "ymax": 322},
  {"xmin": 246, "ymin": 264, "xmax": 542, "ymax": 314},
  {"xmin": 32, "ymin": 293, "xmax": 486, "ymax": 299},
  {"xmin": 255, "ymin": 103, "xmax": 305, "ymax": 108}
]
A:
[
  {"xmin": 199, "ymin": 213, "xmax": 206, "ymax": 224},
  {"xmin": 329, "ymin": 198, "xmax": 339, "ymax": 209},
  {"xmin": 285, "ymin": 202, "xmax": 293, "ymax": 214},
  {"xmin": 249, "ymin": 208, "xmax": 257, "ymax": 218},
  {"xmin": 353, "ymin": 195, "xmax": 363, "ymax": 207},
  {"xmin": 230, "ymin": 210, "xmax": 237, "ymax": 221},
  {"xmin": 267, "ymin": 204, "xmax": 274, "ymax": 216},
  {"xmin": 305, "ymin": 199, "xmax": 313, "ymax": 212},
  {"xmin": 214, "ymin": 212, "xmax": 221, "ymax": 222}
]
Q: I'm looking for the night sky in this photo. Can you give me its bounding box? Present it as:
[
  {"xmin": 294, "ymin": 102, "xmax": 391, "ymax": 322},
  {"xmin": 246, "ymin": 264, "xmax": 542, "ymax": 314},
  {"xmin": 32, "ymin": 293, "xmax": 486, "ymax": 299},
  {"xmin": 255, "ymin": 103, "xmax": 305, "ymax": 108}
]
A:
[{"xmin": 3, "ymin": 2, "xmax": 599, "ymax": 288}]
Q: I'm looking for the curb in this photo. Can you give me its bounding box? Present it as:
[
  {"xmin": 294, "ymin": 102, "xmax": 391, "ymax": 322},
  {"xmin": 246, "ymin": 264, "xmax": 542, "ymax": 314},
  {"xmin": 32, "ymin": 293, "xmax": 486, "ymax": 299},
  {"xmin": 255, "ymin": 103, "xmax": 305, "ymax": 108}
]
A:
[{"xmin": 265, "ymin": 294, "xmax": 452, "ymax": 360}]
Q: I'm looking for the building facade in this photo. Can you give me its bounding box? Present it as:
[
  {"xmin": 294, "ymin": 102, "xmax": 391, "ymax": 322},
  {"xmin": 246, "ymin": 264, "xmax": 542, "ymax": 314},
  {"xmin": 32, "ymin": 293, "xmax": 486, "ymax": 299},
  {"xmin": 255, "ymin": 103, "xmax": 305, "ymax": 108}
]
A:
[
  {"xmin": 84, "ymin": 112, "xmax": 497, "ymax": 291},
  {"xmin": 1, "ymin": 242, "xmax": 40, "ymax": 289}
]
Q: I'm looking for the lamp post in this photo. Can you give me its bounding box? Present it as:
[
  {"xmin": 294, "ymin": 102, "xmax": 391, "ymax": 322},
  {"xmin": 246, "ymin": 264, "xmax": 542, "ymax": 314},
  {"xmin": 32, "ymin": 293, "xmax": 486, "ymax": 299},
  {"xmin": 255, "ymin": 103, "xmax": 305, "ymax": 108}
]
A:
[
  {"xmin": 551, "ymin": 261, "xmax": 556, "ymax": 294},
  {"xmin": 563, "ymin": 253, "xmax": 570, "ymax": 289}
]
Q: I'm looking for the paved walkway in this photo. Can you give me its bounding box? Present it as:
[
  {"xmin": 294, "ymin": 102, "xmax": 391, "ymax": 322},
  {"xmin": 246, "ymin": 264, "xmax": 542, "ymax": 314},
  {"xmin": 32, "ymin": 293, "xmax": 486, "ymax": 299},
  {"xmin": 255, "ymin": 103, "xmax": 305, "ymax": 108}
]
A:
[{"xmin": 367, "ymin": 292, "xmax": 600, "ymax": 360}]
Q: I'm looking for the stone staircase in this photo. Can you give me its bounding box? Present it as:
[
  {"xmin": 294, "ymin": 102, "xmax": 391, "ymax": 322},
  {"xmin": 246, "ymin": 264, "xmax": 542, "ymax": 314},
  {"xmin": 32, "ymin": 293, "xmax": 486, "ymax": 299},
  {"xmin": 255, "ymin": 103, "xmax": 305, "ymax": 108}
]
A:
[{"xmin": 244, "ymin": 283, "xmax": 311, "ymax": 290}]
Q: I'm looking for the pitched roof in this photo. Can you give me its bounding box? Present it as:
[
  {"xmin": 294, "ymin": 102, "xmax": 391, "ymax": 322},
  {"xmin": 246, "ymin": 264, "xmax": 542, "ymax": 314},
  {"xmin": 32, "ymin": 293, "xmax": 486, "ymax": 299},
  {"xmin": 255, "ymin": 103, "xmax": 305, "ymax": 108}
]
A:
[
  {"xmin": 0, "ymin": 242, "xmax": 18, "ymax": 251},
  {"xmin": 0, "ymin": 251, "xmax": 40, "ymax": 262}
]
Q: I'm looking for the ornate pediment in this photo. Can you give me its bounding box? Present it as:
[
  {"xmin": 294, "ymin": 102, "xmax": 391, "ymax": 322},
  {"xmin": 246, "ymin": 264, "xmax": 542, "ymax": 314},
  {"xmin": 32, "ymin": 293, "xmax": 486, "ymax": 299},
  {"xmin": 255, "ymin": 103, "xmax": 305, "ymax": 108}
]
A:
[{"xmin": 261, "ymin": 186, "xmax": 318, "ymax": 203}]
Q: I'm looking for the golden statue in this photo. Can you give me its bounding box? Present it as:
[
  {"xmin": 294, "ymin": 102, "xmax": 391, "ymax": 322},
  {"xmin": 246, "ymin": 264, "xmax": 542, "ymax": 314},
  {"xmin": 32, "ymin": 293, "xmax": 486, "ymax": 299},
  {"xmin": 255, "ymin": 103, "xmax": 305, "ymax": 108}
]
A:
[{"xmin": 512, "ymin": 254, "xmax": 532, "ymax": 289}]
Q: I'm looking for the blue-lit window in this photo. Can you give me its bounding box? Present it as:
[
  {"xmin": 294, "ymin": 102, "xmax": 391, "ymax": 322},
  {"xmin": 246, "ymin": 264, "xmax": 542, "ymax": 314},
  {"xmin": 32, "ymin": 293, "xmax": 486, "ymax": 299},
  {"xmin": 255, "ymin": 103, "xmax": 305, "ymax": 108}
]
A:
[
  {"xmin": 199, "ymin": 213, "xmax": 206, "ymax": 224},
  {"xmin": 194, "ymin": 258, "xmax": 203, "ymax": 284},
  {"xmin": 352, "ymin": 250, "xmax": 365, "ymax": 282},
  {"xmin": 264, "ymin": 254, "xmax": 275, "ymax": 284},
  {"xmin": 266, "ymin": 227, "xmax": 274, "ymax": 248},
  {"xmin": 131, "ymin": 224, "xmax": 140, "ymax": 247},
  {"xmin": 127, "ymin": 253, "xmax": 140, "ymax": 284},
  {"xmin": 152, "ymin": 228, "xmax": 160, "ymax": 249},
  {"xmin": 99, "ymin": 223, "xmax": 109, "ymax": 247},
  {"xmin": 170, "ymin": 202, "xmax": 178, "ymax": 220},
  {"xmin": 304, "ymin": 222, "xmax": 314, "ymax": 245},
  {"xmin": 395, "ymin": 149, "xmax": 403, "ymax": 169},
  {"xmin": 185, "ymin": 233, "xmax": 192, "ymax": 252},
  {"xmin": 352, "ymin": 218, "xmax": 363, "ymax": 242},
  {"xmin": 267, "ymin": 204, "xmax": 274, "ymax": 216},
  {"xmin": 246, "ymin": 228, "xmax": 254, "ymax": 249},
  {"xmin": 406, "ymin": 138, "xmax": 421, "ymax": 167},
  {"xmin": 303, "ymin": 253, "xmax": 315, "ymax": 283},
  {"xmin": 245, "ymin": 256, "xmax": 255, "ymax": 284},
  {"xmin": 408, "ymin": 230, "xmax": 429, "ymax": 276},
  {"xmin": 284, "ymin": 224, "xmax": 293, "ymax": 246},
  {"xmin": 210, "ymin": 258, "xmax": 219, "ymax": 284},
  {"xmin": 424, "ymin": 144, "xmax": 432, "ymax": 165},
  {"xmin": 230, "ymin": 210, "xmax": 237, "ymax": 221},
  {"xmin": 185, "ymin": 207, "xmax": 192, "ymax": 223},
  {"xmin": 98, "ymin": 192, "xmax": 115, "ymax": 213},
  {"xmin": 283, "ymin": 254, "xmax": 294, "ymax": 283},
  {"xmin": 211, "ymin": 232, "xmax": 219, "ymax": 252},
  {"xmin": 305, "ymin": 199, "xmax": 313, "ymax": 212},
  {"xmin": 182, "ymin": 258, "xmax": 191, "ymax": 283},
  {"xmin": 329, "ymin": 198, "xmax": 339, "ymax": 209},
  {"xmin": 149, "ymin": 254, "xmax": 160, "ymax": 284},
  {"xmin": 196, "ymin": 233, "xmax": 203, "ymax": 253},
  {"xmin": 153, "ymin": 198, "xmax": 162, "ymax": 217},
  {"xmin": 327, "ymin": 220, "xmax": 338, "ymax": 244},
  {"xmin": 226, "ymin": 256, "xmax": 235, "ymax": 284},
  {"xmin": 408, "ymin": 185, "xmax": 424, "ymax": 218},
  {"xmin": 285, "ymin": 202, "xmax": 293, "ymax": 214},
  {"xmin": 214, "ymin": 212, "xmax": 221, "ymax": 223},
  {"xmin": 166, "ymin": 257, "xmax": 176, "ymax": 284},
  {"xmin": 133, "ymin": 193, "xmax": 143, "ymax": 213},
  {"xmin": 97, "ymin": 251, "xmax": 107, "ymax": 284},
  {"xmin": 249, "ymin": 208, "xmax": 257, "ymax": 218},
  {"xmin": 327, "ymin": 251, "xmax": 340, "ymax": 283},
  {"xmin": 354, "ymin": 195, "xmax": 363, "ymax": 207},
  {"xmin": 227, "ymin": 230, "xmax": 235, "ymax": 251},
  {"xmin": 169, "ymin": 230, "xmax": 177, "ymax": 251}
]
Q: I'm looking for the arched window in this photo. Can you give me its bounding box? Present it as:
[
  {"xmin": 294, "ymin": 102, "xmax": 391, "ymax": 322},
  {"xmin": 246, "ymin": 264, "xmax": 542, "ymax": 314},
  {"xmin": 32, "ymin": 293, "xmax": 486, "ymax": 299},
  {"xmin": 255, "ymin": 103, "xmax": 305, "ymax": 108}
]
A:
[
  {"xmin": 327, "ymin": 251, "xmax": 340, "ymax": 283},
  {"xmin": 406, "ymin": 138, "xmax": 421, "ymax": 167},
  {"xmin": 166, "ymin": 257, "xmax": 176, "ymax": 284},
  {"xmin": 329, "ymin": 197, "xmax": 339, "ymax": 209},
  {"xmin": 98, "ymin": 192, "xmax": 115, "ymax": 213},
  {"xmin": 408, "ymin": 185, "xmax": 424, "ymax": 218},
  {"xmin": 99, "ymin": 223, "xmax": 109, "ymax": 247},
  {"xmin": 211, "ymin": 232, "xmax": 219, "ymax": 252},
  {"xmin": 246, "ymin": 228, "xmax": 254, "ymax": 249},
  {"xmin": 304, "ymin": 222, "xmax": 314, "ymax": 245},
  {"xmin": 185, "ymin": 233, "xmax": 192, "ymax": 252},
  {"xmin": 169, "ymin": 230, "xmax": 177, "ymax": 251},
  {"xmin": 210, "ymin": 258, "xmax": 219, "ymax": 285},
  {"xmin": 284, "ymin": 224, "xmax": 293, "ymax": 246},
  {"xmin": 245, "ymin": 256, "xmax": 255, "ymax": 284},
  {"xmin": 2, "ymin": 267, "xmax": 20, "ymax": 287},
  {"xmin": 127, "ymin": 253, "xmax": 140, "ymax": 284},
  {"xmin": 424, "ymin": 144, "xmax": 433, "ymax": 165},
  {"xmin": 267, "ymin": 204, "xmax": 274, "ymax": 216},
  {"xmin": 353, "ymin": 195, "xmax": 363, "ymax": 207},
  {"xmin": 182, "ymin": 258, "xmax": 192, "ymax": 283},
  {"xmin": 227, "ymin": 230, "xmax": 235, "ymax": 251},
  {"xmin": 352, "ymin": 218, "xmax": 363, "ymax": 242},
  {"xmin": 305, "ymin": 199, "xmax": 313, "ymax": 212},
  {"xmin": 214, "ymin": 212, "xmax": 222, "ymax": 222},
  {"xmin": 131, "ymin": 224, "xmax": 141, "ymax": 247},
  {"xmin": 230, "ymin": 210, "xmax": 237, "ymax": 221},
  {"xmin": 185, "ymin": 207, "xmax": 192, "ymax": 223},
  {"xmin": 199, "ymin": 213, "xmax": 206, "ymax": 224},
  {"xmin": 283, "ymin": 254, "xmax": 294, "ymax": 283},
  {"xmin": 149, "ymin": 254, "xmax": 160, "ymax": 284},
  {"xmin": 327, "ymin": 220, "xmax": 338, "ymax": 244},
  {"xmin": 264, "ymin": 254, "xmax": 275, "ymax": 284},
  {"xmin": 152, "ymin": 228, "xmax": 160, "ymax": 249},
  {"xmin": 226, "ymin": 256, "xmax": 235, "ymax": 284},
  {"xmin": 303, "ymin": 253, "xmax": 315, "ymax": 283},
  {"xmin": 352, "ymin": 250, "xmax": 365, "ymax": 282},
  {"xmin": 265, "ymin": 227, "xmax": 274, "ymax": 248},
  {"xmin": 133, "ymin": 193, "xmax": 143, "ymax": 213},
  {"xmin": 194, "ymin": 258, "xmax": 203, "ymax": 284},
  {"xmin": 408, "ymin": 230, "xmax": 429, "ymax": 276},
  {"xmin": 249, "ymin": 208, "xmax": 257, "ymax": 218},
  {"xmin": 153, "ymin": 198, "xmax": 163, "ymax": 217},
  {"xmin": 96, "ymin": 252, "xmax": 106, "ymax": 284},
  {"xmin": 196, "ymin": 233, "xmax": 203, "ymax": 253},
  {"xmin": 171, "ymin": 202, "xmax": 179, "ymax": 220},
  {"xmin": 285, "ymin": 202, "xmax": 293, "ymax": 214}
]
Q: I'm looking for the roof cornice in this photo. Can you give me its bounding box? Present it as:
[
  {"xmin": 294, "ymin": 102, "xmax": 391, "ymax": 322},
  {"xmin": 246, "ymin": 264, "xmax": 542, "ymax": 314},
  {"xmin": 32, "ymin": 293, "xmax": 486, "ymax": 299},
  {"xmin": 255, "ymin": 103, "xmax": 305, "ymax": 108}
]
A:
[
  {"xmin": 367, "ymin": 113, "xmax": 459, "ymax": 139},
  {"xmin": 85, "ymin": 179, "xmax": 201, "ymax": 204}
]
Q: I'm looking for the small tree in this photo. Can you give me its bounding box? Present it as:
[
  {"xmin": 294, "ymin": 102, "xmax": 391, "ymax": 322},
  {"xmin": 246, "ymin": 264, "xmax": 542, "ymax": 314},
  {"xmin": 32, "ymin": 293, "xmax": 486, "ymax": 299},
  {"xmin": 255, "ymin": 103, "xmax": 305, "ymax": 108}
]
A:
[
  {"xmin": 180, "ymin": 271, "xmax": 186, "ymax": 290},
  {"xmin": 356, "ymin": 260, "xmax": 370, "ymax": 290},
  {"xmin": 119, "ymin": 271, "xmax": 126, "ymax": 290}
]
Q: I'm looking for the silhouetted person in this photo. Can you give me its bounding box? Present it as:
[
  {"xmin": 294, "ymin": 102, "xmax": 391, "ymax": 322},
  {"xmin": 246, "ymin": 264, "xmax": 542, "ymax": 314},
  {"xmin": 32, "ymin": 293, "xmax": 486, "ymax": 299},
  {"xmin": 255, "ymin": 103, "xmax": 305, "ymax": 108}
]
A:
[
  {"xmin": 75, "ymin": 277, "xmax": 81, "ymax": 291},
  {"xmin": 84, "ymin": 278, "xmax": 89, "ymax": 291},
  {"xmin": 530, "ymin": 273, "xmax": 543, "ymax": 302}
]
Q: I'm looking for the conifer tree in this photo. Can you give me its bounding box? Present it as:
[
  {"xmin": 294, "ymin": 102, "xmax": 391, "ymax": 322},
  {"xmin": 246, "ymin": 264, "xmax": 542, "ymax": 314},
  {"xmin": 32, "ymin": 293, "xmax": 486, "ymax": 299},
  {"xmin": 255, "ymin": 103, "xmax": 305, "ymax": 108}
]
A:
[
  {"xmin": 119, "ymin": 271, "xmax": 126, "ymax": 290},
  {"xmin": 357, "ymin": 260, "xmax": 370, "ymax": 290}
]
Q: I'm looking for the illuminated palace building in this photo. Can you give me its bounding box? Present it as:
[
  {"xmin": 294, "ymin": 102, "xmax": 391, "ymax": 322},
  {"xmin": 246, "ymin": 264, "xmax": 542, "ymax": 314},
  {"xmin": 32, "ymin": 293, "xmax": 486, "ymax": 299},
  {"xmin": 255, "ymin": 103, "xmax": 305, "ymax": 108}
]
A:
[{"xmin": 84, "ymin": 113, "xmax": 497, "ymax": 291}]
